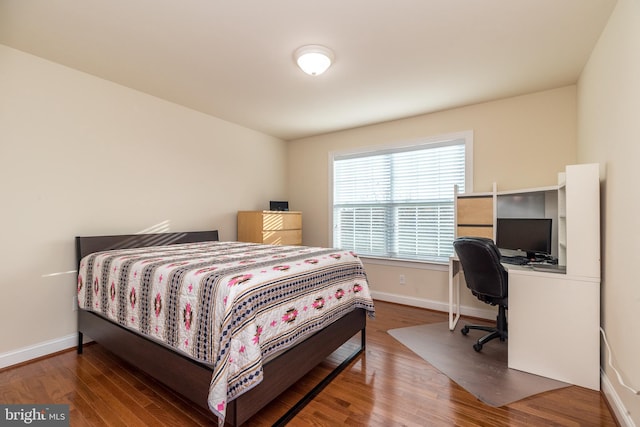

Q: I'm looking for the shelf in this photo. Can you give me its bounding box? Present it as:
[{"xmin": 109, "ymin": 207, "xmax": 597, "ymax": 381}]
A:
[
  {"xmin": 496, "ymin": 185, "xmax": 558, "ymax": 196},
  {"xmin": 456, "ymin": 191, "xmax": 493, "ymax": 198}
]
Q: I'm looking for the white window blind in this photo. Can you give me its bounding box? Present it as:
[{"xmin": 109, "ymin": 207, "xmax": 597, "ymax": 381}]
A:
[{"xmin": 332, "ymin": 138, "xmax": 467, "ymax": 262}]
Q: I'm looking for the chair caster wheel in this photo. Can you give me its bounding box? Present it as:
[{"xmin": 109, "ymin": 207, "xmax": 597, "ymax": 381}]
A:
[
  {"xmin": 461, "ymin": 326, "xmax": 469, "ymax": 336},
  {"xmin": 473, "ymin": 343, "xmax": 483, "ymax": 352}
]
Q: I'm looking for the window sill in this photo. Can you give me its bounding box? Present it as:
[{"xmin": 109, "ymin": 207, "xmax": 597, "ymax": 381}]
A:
[{"xmin": 359, "ymin": 255, "xmax": 449, "ymax": 271}]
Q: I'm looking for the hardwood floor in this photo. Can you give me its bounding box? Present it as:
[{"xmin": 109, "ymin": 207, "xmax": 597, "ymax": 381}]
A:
[{"xmin": 0, "ymin": 301, "xmax": 618, "ymax": 426}]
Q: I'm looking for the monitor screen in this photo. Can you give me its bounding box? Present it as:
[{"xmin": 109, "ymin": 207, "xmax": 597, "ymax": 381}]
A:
[{"xmin": 496, "ymin": 218, "xmax": 552, "ymax": 256}]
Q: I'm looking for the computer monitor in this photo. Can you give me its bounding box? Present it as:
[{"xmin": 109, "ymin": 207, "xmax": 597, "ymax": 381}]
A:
[{"xmin": 496, "ymin": 218, "xmax": 552, "ymax": 257}]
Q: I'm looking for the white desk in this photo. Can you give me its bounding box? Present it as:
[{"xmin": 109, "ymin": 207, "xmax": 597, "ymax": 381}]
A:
[{"xmin": 448, "ymin": 257, "xmax": 600, "ymax": 390}]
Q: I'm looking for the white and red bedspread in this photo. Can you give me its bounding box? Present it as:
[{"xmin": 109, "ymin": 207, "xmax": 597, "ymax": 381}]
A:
[{"xmin": 77, "ymin": 240, "xmax": 375, "ymax": 424}]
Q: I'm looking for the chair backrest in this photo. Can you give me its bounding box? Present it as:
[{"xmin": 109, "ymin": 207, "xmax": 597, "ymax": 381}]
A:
[{"xmin": 453, "ymin": 237, "xmax": 508, "ymax": 300}]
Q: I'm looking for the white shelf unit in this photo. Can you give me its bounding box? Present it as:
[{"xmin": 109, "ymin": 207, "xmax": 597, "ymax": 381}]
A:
[
  {"xmin": 454, "ymin": 183, "xmax": 559, "ymax": 252},
  {"xmin": 453, "ymin": 162, "xmax": 600, "ymax": 277}
]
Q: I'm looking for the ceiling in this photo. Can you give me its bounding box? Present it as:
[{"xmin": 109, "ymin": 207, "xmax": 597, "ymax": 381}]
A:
[{"xmin": 0, "ymin": 0, "xmax": 617, "ymax": 141}]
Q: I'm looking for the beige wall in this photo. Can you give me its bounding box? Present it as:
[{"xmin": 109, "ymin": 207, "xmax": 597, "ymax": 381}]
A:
[
  {"xmin": 288, "ymin": 86, "xmax": 577, "ymax": 311},
  {"xmin": 578, "ymin": 0, "xmax": 640, "ymax": 424},
  {"xmin": 0, "ymin": 44, "xmax": 287, "ymax": 355}
]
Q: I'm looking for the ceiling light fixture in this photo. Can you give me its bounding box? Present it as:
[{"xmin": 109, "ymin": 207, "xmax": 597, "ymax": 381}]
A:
[{"xmin": 294, "ymin": 45, "xmax": 334, "ymax": 76}]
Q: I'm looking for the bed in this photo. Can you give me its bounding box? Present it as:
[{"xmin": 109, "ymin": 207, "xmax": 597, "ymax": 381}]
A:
[{"xmin": 75, "ymin": 230, "xmax": 375, "ymax": 426}]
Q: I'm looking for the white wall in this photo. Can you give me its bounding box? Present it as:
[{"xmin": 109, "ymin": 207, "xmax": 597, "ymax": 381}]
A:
[
  {"xmin": 0, "ymin": 44, "xmax": 287, "ymax": 357},
  {"xmin": 287, "ymin": 86, "xmax": 577, "ymax": 312},
  {"xmin": 578, "ymin": 0, "xmax": 640, "ymax": 424}
]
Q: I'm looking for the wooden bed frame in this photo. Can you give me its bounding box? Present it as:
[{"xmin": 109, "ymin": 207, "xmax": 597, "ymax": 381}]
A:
[{"xmin": 75, "ymin": 230, "xmax": 367, "ymax": 426}]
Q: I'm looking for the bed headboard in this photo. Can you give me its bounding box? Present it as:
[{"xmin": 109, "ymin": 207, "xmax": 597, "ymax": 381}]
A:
[{"xmin": 75, "ymin": 230, "xmax": 219, "ymax": 267}]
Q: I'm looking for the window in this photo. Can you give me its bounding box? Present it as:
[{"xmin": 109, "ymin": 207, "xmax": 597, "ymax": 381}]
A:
[{"xmin": 331, "ymin": 132, "xmax": 472, "ymax": 263}]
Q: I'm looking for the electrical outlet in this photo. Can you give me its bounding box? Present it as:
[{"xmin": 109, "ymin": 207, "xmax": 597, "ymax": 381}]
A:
[{"xmin": 399, "ymin": 274, "xmax": 406, "ymax": 285}]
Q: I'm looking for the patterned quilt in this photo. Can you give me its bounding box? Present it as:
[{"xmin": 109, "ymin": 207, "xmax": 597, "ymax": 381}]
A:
[{"xmin": 76, "ymin": 241, "xmax": 375, "ymax": 425}]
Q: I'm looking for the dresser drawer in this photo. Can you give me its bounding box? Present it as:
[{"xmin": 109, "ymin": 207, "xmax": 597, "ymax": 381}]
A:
[
  {"xmin": 263, "ymin": 212, "xmax": 302, "ymax": 230},
  {"xmin": 262, "ymin": 230, "xmax": 302, "ymax": 245}
]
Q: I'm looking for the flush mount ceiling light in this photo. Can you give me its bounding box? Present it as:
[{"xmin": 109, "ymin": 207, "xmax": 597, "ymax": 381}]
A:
[{"xmin": 294, "ymin": 45, "xmax": 334, "ymax": 76}]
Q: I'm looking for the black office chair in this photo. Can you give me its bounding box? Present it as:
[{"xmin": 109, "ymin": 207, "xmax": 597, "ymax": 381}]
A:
[{"xmin": 453, "ymin": 237, "xmax": 508, "ymax": 352}]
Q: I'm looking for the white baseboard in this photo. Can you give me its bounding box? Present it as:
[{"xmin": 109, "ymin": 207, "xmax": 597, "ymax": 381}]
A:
[
  {"xmin": 0, "ymin": 334, "xmax": 78, "ymax": 370},
  {"xmin": 601, "ymin": 369, "xmax": 636, "ymax": 427},
  {"xmin": 370, "ymin": 290, "xmax": 496, "ymax": 321}
]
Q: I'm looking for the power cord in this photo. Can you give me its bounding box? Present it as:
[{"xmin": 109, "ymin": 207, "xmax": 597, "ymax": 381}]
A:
[{"xmin": 600, "ymin": 327, "xmax": 640, "ymax": 395}]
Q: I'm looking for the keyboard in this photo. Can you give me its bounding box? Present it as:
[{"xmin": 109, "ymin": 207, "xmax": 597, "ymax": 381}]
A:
[{"xmin": 501, "ymin": 256, "xmax": 530, "ymax": 265}]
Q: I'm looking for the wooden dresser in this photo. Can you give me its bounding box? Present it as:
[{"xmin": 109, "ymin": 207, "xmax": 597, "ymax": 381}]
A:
[{"xmin": 237, "ymin": 211, "xmax": 302, "ymax": 245}]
